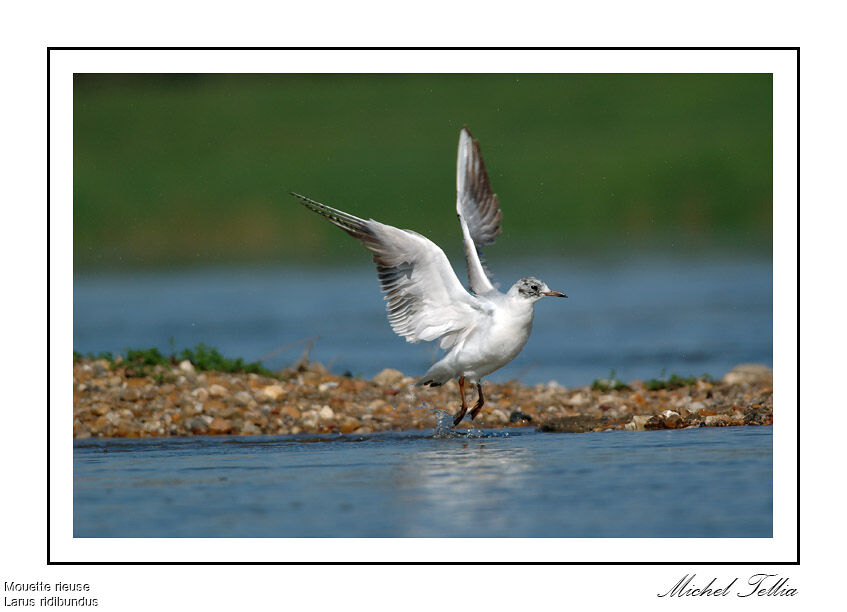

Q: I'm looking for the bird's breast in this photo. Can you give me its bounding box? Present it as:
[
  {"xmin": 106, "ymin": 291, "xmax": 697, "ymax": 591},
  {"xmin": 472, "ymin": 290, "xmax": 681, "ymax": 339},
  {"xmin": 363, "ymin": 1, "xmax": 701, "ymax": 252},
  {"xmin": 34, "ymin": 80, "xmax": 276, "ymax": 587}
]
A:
[
  {"xmin": 462, "ymin": 303, "xmax": 534, "ymax": 370},
  {"xmin": 491, "ymin": 306, "xmax": 534, "ymax": 350}
]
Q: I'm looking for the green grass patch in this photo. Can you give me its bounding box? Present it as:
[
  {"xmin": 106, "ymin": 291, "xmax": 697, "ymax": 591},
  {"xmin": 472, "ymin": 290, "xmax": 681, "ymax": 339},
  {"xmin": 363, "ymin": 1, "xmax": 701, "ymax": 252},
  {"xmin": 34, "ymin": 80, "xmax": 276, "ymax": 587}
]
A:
[
  {"xmin": 591, "ymin": 369, "xmax": 631, "ymax": 392},
  {"xmin": 74, "ymin": 350, "xmax": 115, "ymax": 363},
  {"xmin": 125, "ymin": 347, "xmax": 170, "ymax": 367},
  {"xmin": 177, "ymin": 343, "xmax": 273, "ymax": 376},
  {"xmin": 73, "ymin": 343, "xmax": 275, "ymax": 378},
  {"xmin": 644, "ymin": 372, "xmax": 714, "ymax": 391}
]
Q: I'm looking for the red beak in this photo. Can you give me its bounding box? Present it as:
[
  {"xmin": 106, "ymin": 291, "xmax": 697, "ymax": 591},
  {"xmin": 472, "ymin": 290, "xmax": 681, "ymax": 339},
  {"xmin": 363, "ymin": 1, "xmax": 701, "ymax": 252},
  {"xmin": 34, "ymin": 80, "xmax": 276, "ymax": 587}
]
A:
[{"xmin": 543, "ymin": 290, "xmax": 567, "ymax": 298}]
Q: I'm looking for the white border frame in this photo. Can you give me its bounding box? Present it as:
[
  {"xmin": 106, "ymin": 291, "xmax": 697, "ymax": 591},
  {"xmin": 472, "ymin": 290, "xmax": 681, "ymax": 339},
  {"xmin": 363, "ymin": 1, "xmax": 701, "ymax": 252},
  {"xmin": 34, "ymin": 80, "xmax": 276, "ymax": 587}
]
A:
[{"xmin": 52, "ymin": 48, "xmax": 797, "ymax": 563}]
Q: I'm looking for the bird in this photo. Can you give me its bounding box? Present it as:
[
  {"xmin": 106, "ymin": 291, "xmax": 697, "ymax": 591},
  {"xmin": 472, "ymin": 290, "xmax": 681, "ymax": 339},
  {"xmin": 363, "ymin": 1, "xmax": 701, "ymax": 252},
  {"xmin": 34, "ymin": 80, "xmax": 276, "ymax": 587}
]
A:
[{"xmin": 292, "ymin": 126, "xmax": 566, "ymax": 426}]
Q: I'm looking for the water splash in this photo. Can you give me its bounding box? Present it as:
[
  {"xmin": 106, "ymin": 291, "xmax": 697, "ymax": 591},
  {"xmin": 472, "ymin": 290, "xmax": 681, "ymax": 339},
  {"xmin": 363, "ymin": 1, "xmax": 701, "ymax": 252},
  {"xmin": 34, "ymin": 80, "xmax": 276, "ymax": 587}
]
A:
[
  {"xmin": 432, "ymin": 409, "xmax": 458, "ymax": 438},
  {"xmin": 431, "ymin": 408, "xmax": 494, "ymax": 439}
]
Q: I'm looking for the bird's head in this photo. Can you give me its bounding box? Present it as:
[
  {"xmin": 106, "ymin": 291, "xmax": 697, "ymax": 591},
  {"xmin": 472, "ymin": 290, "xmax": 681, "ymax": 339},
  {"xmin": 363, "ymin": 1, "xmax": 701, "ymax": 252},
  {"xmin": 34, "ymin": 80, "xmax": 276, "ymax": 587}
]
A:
[{"xmin": 509, "ymin": 277, "xmax": 567, "ymax": 302}]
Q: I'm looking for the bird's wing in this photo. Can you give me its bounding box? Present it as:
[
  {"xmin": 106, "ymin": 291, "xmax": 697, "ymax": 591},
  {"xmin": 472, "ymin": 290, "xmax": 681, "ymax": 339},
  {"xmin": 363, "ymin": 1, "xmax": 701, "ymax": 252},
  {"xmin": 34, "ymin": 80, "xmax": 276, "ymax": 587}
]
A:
[
  {"xmin": 456, "ymin": 126, "xmax": 503, "ymax": 295},
  {"xmin": 293, "ymin": 193, "xmax": 485, "ymax": 350}
]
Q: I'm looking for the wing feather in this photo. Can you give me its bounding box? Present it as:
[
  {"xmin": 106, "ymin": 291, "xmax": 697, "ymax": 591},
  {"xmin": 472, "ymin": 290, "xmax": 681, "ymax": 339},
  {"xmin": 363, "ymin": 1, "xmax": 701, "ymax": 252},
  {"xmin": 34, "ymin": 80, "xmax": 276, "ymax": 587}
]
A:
[
  {"xmin": 456, "ymin": 127, "xmax": 503, "ymax": 295},
  {"xmin": 292, "ymin": 193, "xmax": 482, "ymax": 349}
]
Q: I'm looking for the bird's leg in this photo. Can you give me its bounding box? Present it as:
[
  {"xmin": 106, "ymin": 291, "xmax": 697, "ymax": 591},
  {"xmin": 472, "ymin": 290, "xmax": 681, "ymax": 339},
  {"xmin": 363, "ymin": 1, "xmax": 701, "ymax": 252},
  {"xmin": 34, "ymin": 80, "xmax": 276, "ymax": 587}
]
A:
[
  {"xmin": 469, "ymin": 383, "xmax": 485, "ymax": 420},
  {"xmin": 452, "ymin": 376, "xmax": 469, "ymax": 426}
]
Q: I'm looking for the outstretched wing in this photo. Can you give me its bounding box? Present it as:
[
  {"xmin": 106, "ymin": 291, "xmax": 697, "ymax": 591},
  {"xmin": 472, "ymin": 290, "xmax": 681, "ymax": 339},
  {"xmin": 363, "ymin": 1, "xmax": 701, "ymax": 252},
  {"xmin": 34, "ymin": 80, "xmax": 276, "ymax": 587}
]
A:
[
  {"xmin": 292, "ymin": 193, "xmax": 484, "ymax": 349},
  {"xmin": 456, "ymin": 126, "xmax": 503, "ymax": 295}
]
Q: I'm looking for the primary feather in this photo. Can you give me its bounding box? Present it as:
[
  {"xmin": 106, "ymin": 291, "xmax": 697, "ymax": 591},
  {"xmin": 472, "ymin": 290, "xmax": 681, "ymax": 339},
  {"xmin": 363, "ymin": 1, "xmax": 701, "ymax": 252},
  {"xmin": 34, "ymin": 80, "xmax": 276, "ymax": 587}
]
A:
[{"xmin": 456, "ymin": 127, "xmax": 503, "ymax": 295}]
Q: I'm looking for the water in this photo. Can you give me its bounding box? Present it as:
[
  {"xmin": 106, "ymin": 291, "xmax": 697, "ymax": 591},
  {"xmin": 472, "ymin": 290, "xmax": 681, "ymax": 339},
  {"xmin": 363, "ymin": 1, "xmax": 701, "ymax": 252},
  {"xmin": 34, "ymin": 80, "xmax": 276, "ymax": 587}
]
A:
[
  {"xmin": 74, "ymin": 425, "xmax": 772, "ymax": 538},
  {"xmin": 73, "ymin": 255, "xmax": 772, "ymax": 386}
]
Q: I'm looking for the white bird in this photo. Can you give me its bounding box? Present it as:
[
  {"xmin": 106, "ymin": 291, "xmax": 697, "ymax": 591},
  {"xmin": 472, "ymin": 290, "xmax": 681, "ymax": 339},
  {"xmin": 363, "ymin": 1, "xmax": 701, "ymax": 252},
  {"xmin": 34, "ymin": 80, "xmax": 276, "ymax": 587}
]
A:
[{"xmin": 292, "ymin": 127, "xmax": 566, "ymax": 426}]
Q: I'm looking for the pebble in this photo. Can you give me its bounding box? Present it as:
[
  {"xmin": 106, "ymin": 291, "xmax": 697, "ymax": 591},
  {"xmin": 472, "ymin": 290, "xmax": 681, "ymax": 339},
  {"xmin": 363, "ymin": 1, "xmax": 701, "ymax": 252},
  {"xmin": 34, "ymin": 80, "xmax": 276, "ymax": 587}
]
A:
[
  {"xmin": 644, "ymin": 414, "xmax": 667, "ymax": 430},
  {"xmin": 705, "ymin": 414, "xmax": 731, "ymax": 427},
  {"xmin": 208, "ymin": 384, "xmax": 229, "ymax": 398},
  {"xmin": 260, "ymin": 384, "xmax": 285, "ymax": 400},
  {"xmin": 204, "ymin": 399, "xmax": 226, "ymax": 413},
  {"xmin": 486, "ymin": 409, "xmax": 509, "ymax": 425},
  {"xmin": 625, "ymin": 415, "xmax": 652, "ymax": 431},
  {"xmin": 662, "ymin": 410, "xmax": 682, "ymax": 429},
  {"xmin": 178, "ymin": 360, "xmax": 195, "ymax": 374},
  {"xmin": 282, "ymin": 405, "xmax": 301, "ymax": 419},
  {"xmin": 568, "ymin": 392, "xmax": 591, "ymax": 407},
  {"xmin": 302, "ymin": 410, "xmax": 319, "ymax": 428},
  {"xmin": 723, "ymin": 364, "xmax": 772, "ymax": 385},
  {"xmin": 373, "ymin": 368, "xmax": 404, "ymax": 387},
  {"xmin": 120, "ymin": 388, "xmax": 141, "ymax": 401},
  {"xmin": 73, "ymin": 358, "xmax": 773, "ymax": 439},
  {"xmin": 233, "ymin": 390, "xmax": 253, "ymax": 405},
  {"xmin": 241, "ymin": 421, "xmax": 261, "ymax": 434},
  {"xmin": 185, "ymin": 417, "xmax": 208, "ymax": 433},
  {"xmin": 366, "ymin": 399, "xmax": 386, "ymax": 412},
  {"xmin": 339, "ymin": 417, "xmax": 361, "ymax": 434},
  {"xmin": 209, "ymin": 417, "xmax": 232, "ymax": 434}
]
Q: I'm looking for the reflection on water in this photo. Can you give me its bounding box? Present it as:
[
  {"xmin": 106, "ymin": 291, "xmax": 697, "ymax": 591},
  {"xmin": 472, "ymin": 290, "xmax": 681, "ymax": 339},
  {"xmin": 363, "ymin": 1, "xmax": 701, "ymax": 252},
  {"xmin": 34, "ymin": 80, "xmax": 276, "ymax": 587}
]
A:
[
  {"xmin": 398, "ymin": 442, "xmax": 535, "ymax": 536},
  {"xmin": 74, "ymin": 426, "xmax": 772, "ymax": 538}
]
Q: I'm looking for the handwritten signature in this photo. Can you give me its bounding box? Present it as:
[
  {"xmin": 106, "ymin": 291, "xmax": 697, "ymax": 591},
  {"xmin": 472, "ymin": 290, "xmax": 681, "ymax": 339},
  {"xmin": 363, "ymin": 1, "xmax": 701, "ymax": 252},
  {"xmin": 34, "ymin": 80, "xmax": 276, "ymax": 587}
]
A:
[{"xmin": 658, "ymin": 574, "xmax": 797, "ymax": 598}]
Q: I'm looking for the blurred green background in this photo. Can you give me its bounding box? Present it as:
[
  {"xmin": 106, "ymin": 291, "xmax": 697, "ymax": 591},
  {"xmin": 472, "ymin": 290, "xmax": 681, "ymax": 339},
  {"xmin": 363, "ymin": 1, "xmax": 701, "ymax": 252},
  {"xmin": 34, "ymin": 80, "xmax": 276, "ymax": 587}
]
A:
[{"xmin": 73, "ymin": 73, "xmax": 772, "ymax": 270}]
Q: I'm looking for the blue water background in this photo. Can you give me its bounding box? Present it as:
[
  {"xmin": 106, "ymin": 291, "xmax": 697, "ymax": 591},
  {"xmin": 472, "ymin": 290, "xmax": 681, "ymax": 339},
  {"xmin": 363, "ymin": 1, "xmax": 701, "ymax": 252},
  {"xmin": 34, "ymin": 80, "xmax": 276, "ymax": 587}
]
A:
[{"xmin": 73, "ymin": 255, "xmax": 772, "ymax": 386}]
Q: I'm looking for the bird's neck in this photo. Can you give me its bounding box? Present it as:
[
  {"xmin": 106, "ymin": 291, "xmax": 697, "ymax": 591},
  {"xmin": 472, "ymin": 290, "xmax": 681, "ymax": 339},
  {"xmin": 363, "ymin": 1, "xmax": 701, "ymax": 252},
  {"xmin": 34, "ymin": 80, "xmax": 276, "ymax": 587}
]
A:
[{"xmin": 504, "ymin": 294, "xmax": 537, "ymax": 321}]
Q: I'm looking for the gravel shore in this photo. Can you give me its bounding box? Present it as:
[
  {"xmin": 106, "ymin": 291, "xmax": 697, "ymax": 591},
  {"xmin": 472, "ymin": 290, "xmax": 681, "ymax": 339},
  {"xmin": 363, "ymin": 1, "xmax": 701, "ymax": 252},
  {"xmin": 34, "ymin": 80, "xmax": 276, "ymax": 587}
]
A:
[{"xmin": 72, "ymin": 359, "xmax": 773, "ymax": 439}]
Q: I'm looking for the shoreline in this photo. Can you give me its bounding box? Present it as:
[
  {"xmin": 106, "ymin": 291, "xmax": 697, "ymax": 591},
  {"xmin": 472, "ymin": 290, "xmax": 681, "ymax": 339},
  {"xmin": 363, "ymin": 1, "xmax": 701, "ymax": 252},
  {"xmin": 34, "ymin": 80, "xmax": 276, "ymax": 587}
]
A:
[{"xmin": 73, "ymin": 358, "xmax": 773, "ymax": 439}]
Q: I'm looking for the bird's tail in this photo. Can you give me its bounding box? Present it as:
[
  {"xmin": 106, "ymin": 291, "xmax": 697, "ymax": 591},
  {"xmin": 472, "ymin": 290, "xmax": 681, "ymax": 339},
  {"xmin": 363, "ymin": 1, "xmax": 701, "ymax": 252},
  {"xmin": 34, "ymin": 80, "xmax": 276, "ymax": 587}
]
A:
[
  {"xmin": 415, "ymin": 378, "xmax": 443, "ymax": 388},
  {"xmin": 416, "ymin": 362, "xmax": 453, "ymax": 387}
]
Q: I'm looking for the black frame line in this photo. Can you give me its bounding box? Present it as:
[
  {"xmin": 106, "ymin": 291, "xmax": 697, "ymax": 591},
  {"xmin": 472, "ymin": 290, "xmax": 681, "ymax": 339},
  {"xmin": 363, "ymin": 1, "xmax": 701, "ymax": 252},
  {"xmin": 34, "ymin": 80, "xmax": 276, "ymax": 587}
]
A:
[
  {"xmin": 51, "ymin": 46, "xmax": 795, "ymax": 51},
  {"xmin": 52, "ymin": 46, "xmax": 799, "ymax": 565}
]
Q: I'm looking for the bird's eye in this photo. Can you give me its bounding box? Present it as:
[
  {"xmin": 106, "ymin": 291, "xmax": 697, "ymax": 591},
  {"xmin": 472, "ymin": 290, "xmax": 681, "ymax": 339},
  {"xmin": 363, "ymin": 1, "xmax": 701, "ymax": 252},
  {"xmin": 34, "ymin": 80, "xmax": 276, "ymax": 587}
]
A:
[{"xmin": 531, "ymin": 285, "xmax": 538, "ymax": 292}]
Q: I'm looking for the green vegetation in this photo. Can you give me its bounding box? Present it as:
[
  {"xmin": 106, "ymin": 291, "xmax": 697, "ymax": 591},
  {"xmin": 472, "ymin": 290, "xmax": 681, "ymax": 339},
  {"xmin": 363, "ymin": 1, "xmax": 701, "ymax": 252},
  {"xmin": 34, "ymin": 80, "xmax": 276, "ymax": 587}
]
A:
[
  {"xmin": 74, "ymin": 344, "xmax": 274, "ymax": 377},
  {"xmin": 176, "ymin": 343, "xmax": 273, "ymax": 375},
  {"xmin": 74, "ymin": 73, "xmax": 772, "ymax": 270},
  {"xmin": 74, "ymin": 350, "xmax": 114, "ymax": 362},
  {"xmin": 644, "ymin": 372, "xmax": 714, "ymax": 391},
  {"xmin": 125, "ymin": 347, "xmax": 169, "ymax": 367},
  {"xmin": 77, "ymin": 346, "xmax": 717, "ymax": 390},
  {"xmin": 589, "ymin": 369, "xmax": 715, "ymax": 391},
  {"xmin": 591, "ymin": 369, "xmax": 630, "ymax": 392}
]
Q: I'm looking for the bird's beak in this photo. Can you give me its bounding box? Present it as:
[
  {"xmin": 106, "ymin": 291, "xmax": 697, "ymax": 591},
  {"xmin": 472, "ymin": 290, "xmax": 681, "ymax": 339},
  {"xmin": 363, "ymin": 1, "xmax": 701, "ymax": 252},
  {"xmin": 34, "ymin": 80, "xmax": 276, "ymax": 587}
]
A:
[{"xmin": 544, "ymin": 290, "xmax": 567, "ymax": 298}]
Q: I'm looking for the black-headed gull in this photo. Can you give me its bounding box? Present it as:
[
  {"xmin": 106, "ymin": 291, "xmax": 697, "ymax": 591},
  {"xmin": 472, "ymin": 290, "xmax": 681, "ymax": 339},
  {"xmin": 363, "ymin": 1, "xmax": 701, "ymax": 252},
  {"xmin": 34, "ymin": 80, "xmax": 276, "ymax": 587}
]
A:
[{"xmin": 292, "ymin": 127, "xmax": 566, "ymax": 426}]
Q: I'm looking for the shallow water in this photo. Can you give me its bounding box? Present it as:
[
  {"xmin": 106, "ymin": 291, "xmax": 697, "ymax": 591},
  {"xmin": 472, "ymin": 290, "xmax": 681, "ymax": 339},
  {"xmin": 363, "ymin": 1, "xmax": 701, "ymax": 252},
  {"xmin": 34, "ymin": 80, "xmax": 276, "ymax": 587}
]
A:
[
  {"xmin": 74, "ymin": 425, "xmax": 772, "ymax": 538},
  {"xmin": 73, "ymin": 255, "xmax": 772, "ymax": 386}
]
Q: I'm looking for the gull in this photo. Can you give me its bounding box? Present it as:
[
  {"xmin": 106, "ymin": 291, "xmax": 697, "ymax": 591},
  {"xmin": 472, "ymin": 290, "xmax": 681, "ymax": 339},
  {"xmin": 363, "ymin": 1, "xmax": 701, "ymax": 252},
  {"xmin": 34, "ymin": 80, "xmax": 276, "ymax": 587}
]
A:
[{"xmin": 292, "ymin": 127, "xmax": 566, "ymax": 426}]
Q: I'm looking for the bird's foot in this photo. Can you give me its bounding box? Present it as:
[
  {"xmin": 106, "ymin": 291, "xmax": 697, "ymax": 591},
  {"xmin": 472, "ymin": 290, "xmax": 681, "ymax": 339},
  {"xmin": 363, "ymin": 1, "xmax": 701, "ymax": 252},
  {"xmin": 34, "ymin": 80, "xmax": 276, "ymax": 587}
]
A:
[
  {"xmin": 469, "ymin": 384, "xmax": 485, "ymax": 421},
  {"xmin": 452, "ymin": 406, "xmax": 469, "ymax": 426}
]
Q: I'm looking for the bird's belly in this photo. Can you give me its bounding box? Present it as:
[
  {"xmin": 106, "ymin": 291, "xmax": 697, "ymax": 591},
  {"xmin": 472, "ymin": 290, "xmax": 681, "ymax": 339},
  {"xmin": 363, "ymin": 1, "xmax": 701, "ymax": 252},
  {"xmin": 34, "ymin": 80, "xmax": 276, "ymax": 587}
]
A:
[{"xmin": 456, "ymin": 315, "xmax": 532, "ymax": 378}]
